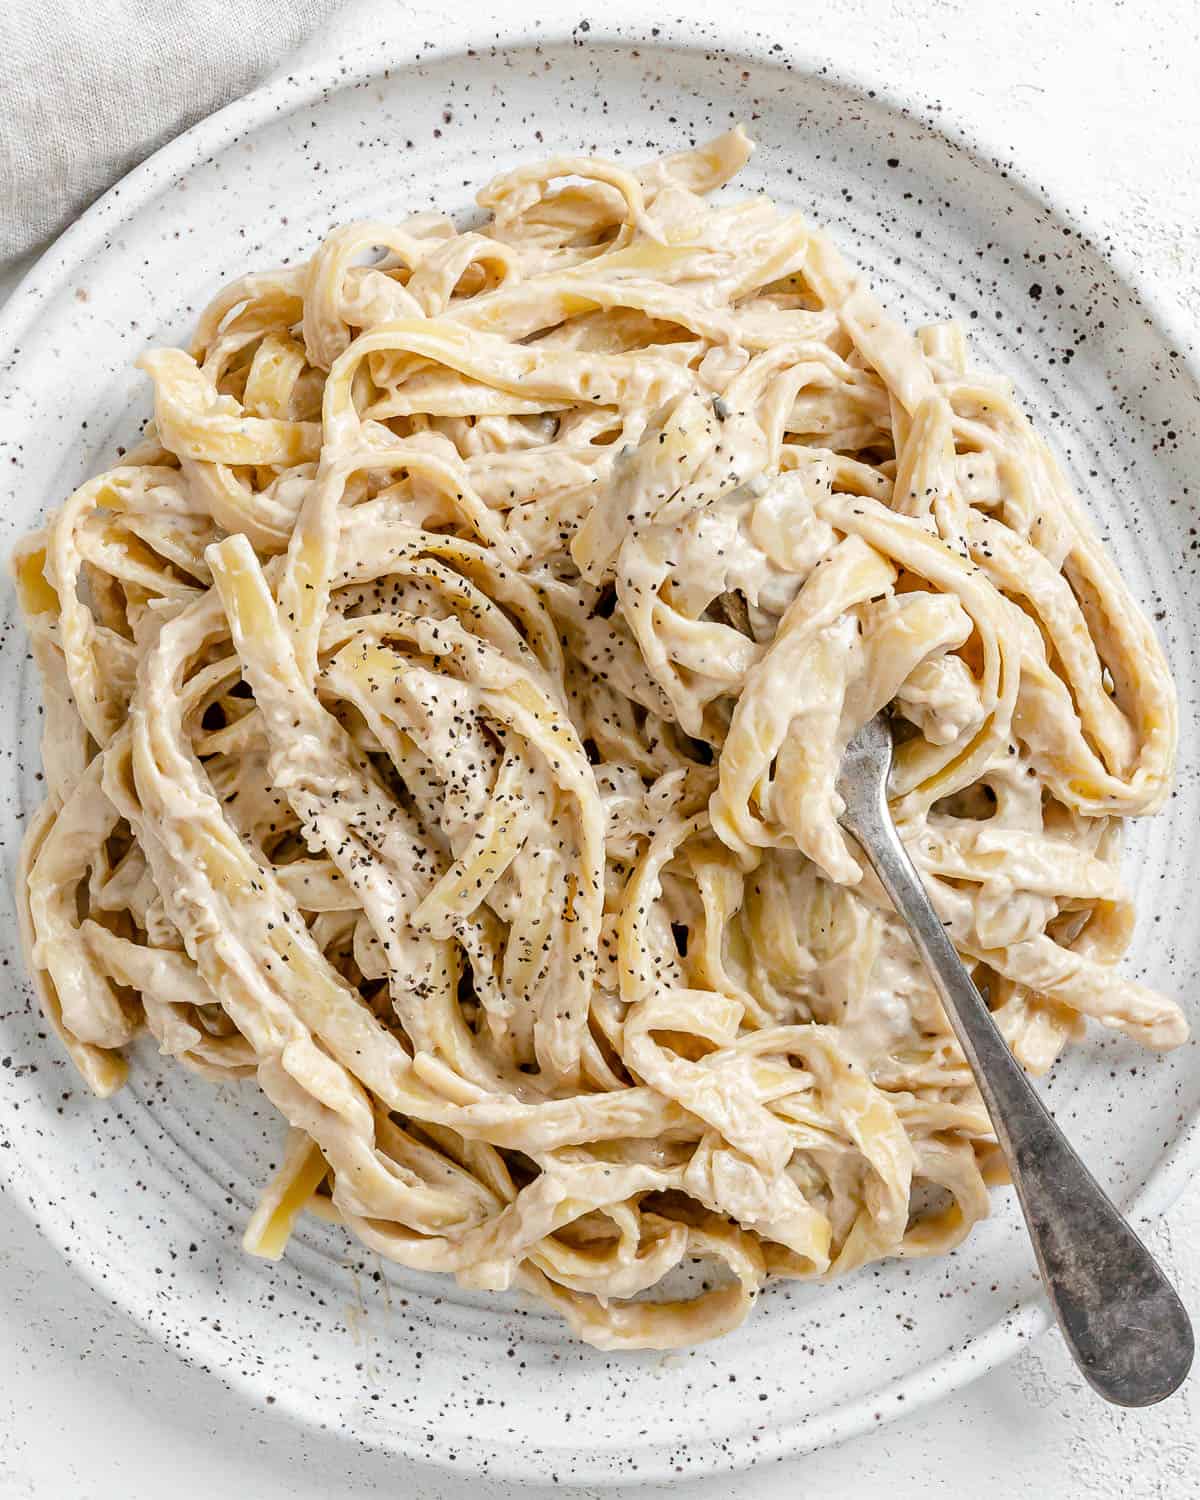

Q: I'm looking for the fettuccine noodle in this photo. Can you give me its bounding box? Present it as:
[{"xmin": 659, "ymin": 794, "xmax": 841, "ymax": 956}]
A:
[{"xmin": 13, "ymin": 128, "xmax": 1185, "ymax": 1348}]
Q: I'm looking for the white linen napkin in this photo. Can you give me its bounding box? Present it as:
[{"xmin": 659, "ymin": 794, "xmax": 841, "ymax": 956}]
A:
[{"xmin": 0, "ymin": 0, "xmax": 348, "ymax": 269}]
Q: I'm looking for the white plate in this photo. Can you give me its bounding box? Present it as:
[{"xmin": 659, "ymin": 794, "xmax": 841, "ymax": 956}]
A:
[{"xmin": 1, "ymin": 19, "xmax": 1198, "ymax": 1486}]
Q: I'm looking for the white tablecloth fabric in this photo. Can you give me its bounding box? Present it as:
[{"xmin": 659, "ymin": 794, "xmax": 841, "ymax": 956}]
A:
[{"xmin": 0, "ymin": 0, "xmax": 345, "ymax": 267}]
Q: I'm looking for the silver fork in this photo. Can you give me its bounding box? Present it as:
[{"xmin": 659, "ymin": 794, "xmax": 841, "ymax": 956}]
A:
[{"xmin": 836, "ymin": 710, "xmax": 1193, "ymax": 1406}]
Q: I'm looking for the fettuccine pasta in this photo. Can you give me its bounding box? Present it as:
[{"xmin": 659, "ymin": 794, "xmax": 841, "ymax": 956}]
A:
[{"xmin": 13, "ymin": 129, "xmax": 1185, "ymax": 1349}]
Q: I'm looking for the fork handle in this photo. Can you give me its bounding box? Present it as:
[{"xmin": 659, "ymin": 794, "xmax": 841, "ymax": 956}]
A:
[{"xmin": 841, "ymin": 789, "xmax": 1193, "ymax": 1406}]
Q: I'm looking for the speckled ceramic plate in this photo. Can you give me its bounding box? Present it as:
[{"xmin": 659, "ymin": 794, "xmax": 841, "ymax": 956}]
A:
[{"xmin": 1, "ymin": 18, "xmax": 1198, "ymax": 1486}]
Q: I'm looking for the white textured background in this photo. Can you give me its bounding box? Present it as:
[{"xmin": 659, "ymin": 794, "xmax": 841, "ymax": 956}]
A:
[{"xmin": 1, "ymin": 1, "xmax": 1198, "ymax": 1495}]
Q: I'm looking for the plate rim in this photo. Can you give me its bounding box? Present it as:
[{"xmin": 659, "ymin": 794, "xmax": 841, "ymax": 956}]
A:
[{"xmin": 1, "ymin": 12, "xmax": 1197, "ymax": 1482}]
